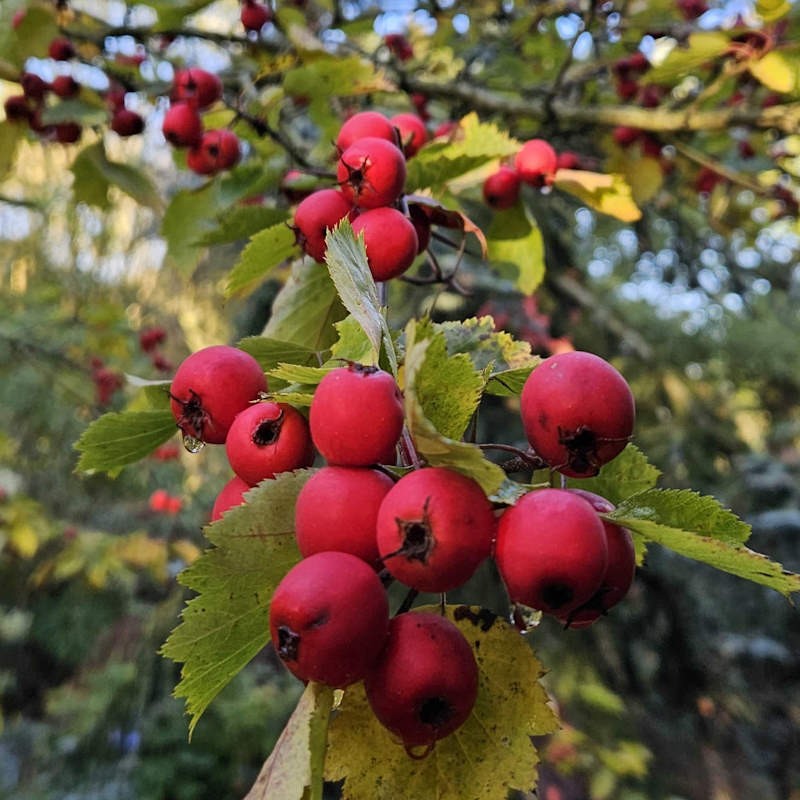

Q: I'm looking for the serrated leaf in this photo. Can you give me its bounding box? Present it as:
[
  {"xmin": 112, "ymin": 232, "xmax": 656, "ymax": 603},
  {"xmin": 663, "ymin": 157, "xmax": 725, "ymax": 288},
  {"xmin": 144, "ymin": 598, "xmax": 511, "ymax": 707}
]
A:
[
  {"xmin": 555, "ymin": 170, "xmax": 642, "ymax": 222},
  {"xmin": 487, "ymin": 204, "xmax": 546, "ymax": 294},
  {"xmin": 198, "ymin": 206, "xmax": 290, "ymax": 247},
  {"xmin": 161, "ymin": 472, "xmax": 310, "ymax": 735},
  {"xmin": 262, "ymin": 260, "xmax": 346, "ymax": 352},
  {"xmin": 485, "ymin": 367, "xmax": 536, "ymax": 396},
  {"xmin": 324, "ymin": 220, "xmax": 398, "ymax": 375},
  {"xmin": 268, "ymin": 363, "xmax": 332, "ymax": 385},
  {"xmin": 748, "ymin": 51, "xmax": 796, "ymax": 93},
  {"xmin": 609, "ymin": 490, "xmax": 800, "ymax": 596},
  {"xmin": 434, "ymin": 317, "xmax": 538, "ymax": 373},
  {"xmin": 283, "ymin": 56, "xmax": 394, "ymax": 102},
  {"xmin": 245, "ymin": 682, "xmax": 334, "ymax": 800},
  {"xmin": 74, "ymin": 410, "xmax": 176, "ymax": 474},
  {"xmin": 225, "ymin": 222, "xmax": 298, "ymax": 297},
  {"xmin": 404, "ymin": 322, "xmax": 506, "ymax": 494},
  {"xmin": 161, "ymin": 184, "xmax": 221, "ymax": 272},
  {"xmin": 406, "ymin": 113, "xmax": 519, "ymax": 193},
  {"xmin": 567, "ymin": 445, "xmax": 661, "ymax": 506},
  {"xmin": 330, "ymin": 316, "xmax": 379, "ymax": 366},
  {"xmin": 72, "ymin": 142, "xmax": 160, "ymax": 209},
  {"xmin": 645, "ymin": 32, "xmax": 731, "ymax": 84},
  {"xmin": 325, "ymin": 605, "xmax": 557, "ymax": 800},
  {"xmin": 237, "ymin": 337, "xmax": 321, "ymax": 372}
]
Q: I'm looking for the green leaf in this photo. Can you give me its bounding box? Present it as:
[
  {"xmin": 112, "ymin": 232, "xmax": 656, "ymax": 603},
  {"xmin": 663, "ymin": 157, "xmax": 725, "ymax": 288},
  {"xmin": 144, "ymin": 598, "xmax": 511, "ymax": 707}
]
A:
[
  {"xmin": 485, "ymin": 367, "xmax": 536, "ymax": 396},
  {"xmin": 197, "ymin": 206, "xmax": 290, "ymax": 247},
  {"xmin": 268, "ymin": 364, "xmax": 332, "ymax": 385},
  {"xmin": 324, "ymin": 220, "xmax": 398, "ymax": 375},
  {"xmin": 0, "ymin": 3, "xmax": 58, "ymax": 66},
  {"xmin": 40, "ymin": 98, "xmax": 107, "ymax": 126},
  {"xmin": 567, "ymin": 445, "xmax": 661, "ymax": 506},
  {"xmin": 161, "ymin": 471, "xmax": 310, "ymax": 735},
  {"xmin": 486, "ymin": 204, "xmax": 546, "ymax": 295},
  {"xmin": 244, "ymin": 683, "xmax": 334, "ymax": 800},
  {"xmin": 645, "ymin": 32, "xmax": 731, "ymax": 84},
  {"xmin": 237, "ymin": 337, "xmax": 321, "ymax": 373},
  {"xmin": 404, "ymin": 321, "xmax": 506, "ymax": 494},
  {"xmin": 756, "ymin": 0, "xmax": 792, "ymax": 21},
  {"xmin": 0, "ymin": 122, "xmax": 23, "ymax": 182},
  {"xmin": 325, "ymin": 605, "xmax": 557, "ymax": 800},
  {"xmin": 282, "ymin": 56, "xmax": 394, "ymax": 103},
  {"xmin": 262, "ymin": 260, "xmax": 346, "ymax": 352},
  {"xmin": 748, "ymin": 52, "xmax": 796, "ymax": 93},
  {"xmin": 610, "ymin": 490, "xmax": 800, "ymax": 596},
  {"xmin": 225, "ymin": 222, "xmax": 298, "ymax": 298},
  {"xmin": 148, "ymin": 0, "xmax": 217, "ymax": 29},
  {"xmin": 554, "ymin": 170, "xmax": 641, "ymax": 222},
  {"xmin": 74, "ymin": 410, "xmax": 176, "ymax": 474},
  {"xmin": 405, "ymin": 113, "xmax": 519, "ymax": 193},
  {"xmin": 330, "ymin": 316, "xmax": 379, "ymax": 366},
  {"xmin": 161, "ymin": 184, "xmax": 221, "ymax": 273}
]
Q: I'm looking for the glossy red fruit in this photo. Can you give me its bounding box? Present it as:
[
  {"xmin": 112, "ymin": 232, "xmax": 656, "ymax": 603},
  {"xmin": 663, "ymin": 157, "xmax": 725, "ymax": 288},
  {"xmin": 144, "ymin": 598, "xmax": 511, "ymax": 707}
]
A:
[
  {"xmin": 365, "ymin": 612, "xmax": 478, "ymax": 750},
  {"xmin": 241, "ymin": 0, "xmax": 273, "ymax": 32},
  {"xmin": 612, "ymin": 126, "xmax": 641, "ymax": 147},
  {"xmin": 556, "ymin": 151, "xmax": 580, "ymax": 170},
  {"xmin": 336, "ymin": 111, "xmax": 397, "ymax": 152},
  {"xmin": 294, "ymin": 466, "xmax": 394, "ymax": 567},
  {"xmin": 172, "ymin": 68, "xmax": 222, "ymax": 110},
  {"xmin": 51, "ymin": 75, "xmax": 79, "ymax": 98},
  {"xmin": 351, "ymin": 207, "xmax": 418, "ymax": 281},
  {"xmin": 21, "ymin": 73, "xmax": 50, "ymax": 101},
  {"xmin": 292, "ymin": 188, "xmax": 352, "ymax": 263},
  {"xmin": 558, "ymin": 489, "xmax": 636, "ymax": 628},
  {"xmin": 111, "ymin": 108, "xmax": 145, "ymax": 137},
  {"xmin": 482, "ymin": 166, "xmax": 520, "ymax": 210},
  {"xmin": 169, "ymin": 345, "xmax": 267, "ymax": 445},
  {"xmin": 495, "ymin": 488, "xmax": 609, "ymax": 616},
  {"xmin": 309, "ymin": 364, "xmax": 403, "ymax": 466},
  {"xmin": 337, "ymin": 137, "xmax": 407, "ymax": 209},
  {"xmin": 225, "ymin": 401, "xmax": 314, "ymax": 486},
  {"xmin": 520, "ymin": 351, "xmax": 635, "ymax": 477},
  {"xmin": 4, "ymin": 95, "xmax": 32, "ymax": 123},
  {"xmin": 187, "ymin": 129, "xmax": 241, "ymax": 175},
  {"xmin": 390, "ymin": 112, "xmax": 428, "ymax": 158},
  {"xmin": 269, "ymin": 551, "xmax": 390, "ymax": 687},
  {"xmin": 514, "ymin": 139, "xmax": 558, "ymax": 186},
  {"xmin": 48, "ymin": 37, "xmax": 75, "ymax": 61},
  {"xmin": 54, "ymin": 122, "xmax": 81, "ymax": 144},
  {"xmin": 162, "ymin": 102, "xmax": 203, "ymax": 148},
  {"xmin": 376, "ymin": 467, "xmax": 495, "ymax": 593},
  {"xmin": 211, "ymin": 475, "xmax": 251, "ymax": 521}
]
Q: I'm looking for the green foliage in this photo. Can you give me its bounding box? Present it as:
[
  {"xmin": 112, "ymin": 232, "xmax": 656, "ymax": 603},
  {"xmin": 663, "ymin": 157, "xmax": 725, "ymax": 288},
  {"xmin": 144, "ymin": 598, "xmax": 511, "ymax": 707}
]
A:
[
  {"xmin": 225, "ymin": 221, "xmax": 297, "ymax": 297},
  {"xmin": 486, "ymin": 203, "xmax": 546, "ymax": 294}
]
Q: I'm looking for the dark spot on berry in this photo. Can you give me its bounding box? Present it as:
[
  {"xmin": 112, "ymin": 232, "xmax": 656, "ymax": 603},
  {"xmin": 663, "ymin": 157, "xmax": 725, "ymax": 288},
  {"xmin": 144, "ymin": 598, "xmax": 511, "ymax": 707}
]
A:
[
  {"xmin": 541, "ymin": 582, "xmax": 574, "ymax": 610},
  {"xmin": 277, "ymin": 625, "xmax": 300, "ymax": 662},
  {"xmin": 559, "ymin": 425, "xmax": 600, "ymax": 476},
  {"xmin": 253, "ymin": 411, "xmax": 284, "ymax": 446},
  {"xmin": 418, "ymin": 696, "xmax": 453, "ymax": 728}
]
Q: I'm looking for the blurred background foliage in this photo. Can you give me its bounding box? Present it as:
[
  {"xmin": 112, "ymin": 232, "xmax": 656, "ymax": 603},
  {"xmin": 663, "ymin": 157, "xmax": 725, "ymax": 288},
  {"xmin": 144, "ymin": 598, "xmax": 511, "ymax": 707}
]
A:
[{"xmin": 1, "ymin": 0, "xmax": 799, "ymax": 798}]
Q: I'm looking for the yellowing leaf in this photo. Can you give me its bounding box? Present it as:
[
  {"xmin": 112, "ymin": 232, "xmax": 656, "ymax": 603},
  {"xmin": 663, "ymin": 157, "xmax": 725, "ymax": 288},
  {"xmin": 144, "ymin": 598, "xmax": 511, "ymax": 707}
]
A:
[
  {"xmin": 555, "ymin": 170, "xmax": 642, "ymax": 222},
  {"xmin": 608, "ymin": 152, "xmax": 664, "ymax": 206},
  {"xmin": 9, "ymin": 522, "xmax": 39, "ymax": 559},
  {"xmin": 325, "ymin": 605, "xmax": 558, "ymax": 800},
  {"xmin": 748, "ymin": 51, "xmax": 796, "ymax": 94},
  {"xmin": 645, "ymin": 32, "xmax": 730, "ymax": 84},
  {"xmin": 756, "ymin": 0, "xmax": 792, "ymax": 22},
  {"xmin": 487, "ymin": 204, "xmax": 546, "ymax": 295}
]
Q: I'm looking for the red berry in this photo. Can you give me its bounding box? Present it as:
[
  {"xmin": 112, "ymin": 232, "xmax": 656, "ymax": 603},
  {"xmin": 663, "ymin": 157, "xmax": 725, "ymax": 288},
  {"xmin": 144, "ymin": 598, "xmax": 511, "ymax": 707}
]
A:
[
  {"xmin": 337, "ymin": 137, "xmax": 407, "ymax": 209},
  {"xmin": 269, "ymin": 551, "xmax": 390, "ymax": 687},
  {"xmin": 241, "ymin": 0, "xmax": 273, "ymax": 32},
  {"xmin": 365, "ymin": 612, "xmax": 478, "ymax": 750},
  {"xmin": 390, "ymin": 112, "xmax": 428, "ymax": 158},
  {"xmin": 514, "ymin": 139, "xmax": 558, "ymax": 186},
  {"xmin": 172, "ymin": 68, "xmax": 223, "ymax": 110},
  {"xmin": 294, "ymin": 466, "xmax": 394, "ymax": 567},
  {"xmin": 309, "ymin": 364, "xmax": 403, "ymax": 466},
  {"xmin": 225, "ymin": 401, "xmax": 314, "ymax": 486},
  {"xmin": 351, "ymin": 206, "xmax": 418, "ymax": 281},
  {"xmin": 12, "ymin": 9, "xmax": 26, "ymax": 29},
  {"xmin": 495, "ymin": 488, "xmax": 609, "ymax": 616},
  {"xmin": 151, "ymin": 442, "xmax": 180, "ymax": 461},
  {"xmin": 616, "ymin": 78, "xmax": 640, "ymax": 100},
  {"xmin": 558, "ymin": 489, "xmax": 636, "ymax": 628},
  {"xmin": 54, "ymin": 122, "xmax": 81, "ymax": 144},
  {"xmin": 51, "ymin": 75, "xmax": 80, "ymax": 98},
  {"xmin": 520, "ymin": 351, "xmax": 635, "ymax": 477},
  {"xmin": 678, "ymin": 0, "xmax": 708, "ymax": 20},
  {"xmin": 48, "ymin": 37, "xmax": 75, "ymax": 61},
  {"xmin": 139, "ymin": 326, "xmax": 167, "ymax": 353},
  {"xmin": 211, "ymin": 474, "xmax": 252, "ymax": 521},
  {"xmin": 612, "ymin": 126, "xmax": 642, "ymax": 147},
  {"xmin": 21, "ymin": 73, "xmax": 50, "ymax": 101},
  {"xmin": 695, "ymin": 165, "xmax": 723, "ymax": 194},
  {"xmin": 162, "ymin": 102, "xmax": 203, "ymax": 148},
  {"xmin": 376, "ymin": 467, "xmax": 496, "ymax": 593},
  {"xmin": 149, "ymin": 488, "xmax": 171, "ymax": 513},
  {"xmin": 292, "ymin": 188, "xmax": 353, "ymax": 263},
  {"xmin": 187, "ymin": 129, "xmax": 241, "ymax": 175},
  {"xmin": 482, "ymin": 166, "xmax": 520, "ymax": 210},
  {"xmin": 383, "ymin": 33, "xmax": 414, "ymax": 62},
  {"xmin": 556, "ymin": 151, "xmax": 580, "ymax": 170},
  {"xmin": 4, "ymin": 95, "xmax": 32, "ymax": 123},
  {"xmin": 336, "ymin": 111, "xmax": 398, "ymax": 152},
  {"xmin": 111, "ymin": 108, "xmax": 145, "ymax": 137},
  {"xmin": 169, "ymin": 345, "xmax": 267, "ymax": 445}
]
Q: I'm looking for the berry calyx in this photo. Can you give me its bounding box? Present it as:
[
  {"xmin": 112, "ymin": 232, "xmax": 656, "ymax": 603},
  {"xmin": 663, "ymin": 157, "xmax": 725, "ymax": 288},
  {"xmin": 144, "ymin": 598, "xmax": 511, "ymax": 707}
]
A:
[
  {"xmin": 519, "ymin": 350, "xmax": 635, "ymax": 477},
  {"xmin": 337, "ymin": 137, "xmax": 407, "ymax": 209},
  {"xmin": 172, "ymin": 68, "xmax": 223, "ymax": 110},
  {"xmin": 351, "ymin": 206, "xmax": 419, "ymax": 281},
  {"xmin": 269, "ymin": 551, "xmax": 390, "ymax": 688},
  {"xmin": 514, "ymin": 139, "xmax": 558, "ymax": 186}
]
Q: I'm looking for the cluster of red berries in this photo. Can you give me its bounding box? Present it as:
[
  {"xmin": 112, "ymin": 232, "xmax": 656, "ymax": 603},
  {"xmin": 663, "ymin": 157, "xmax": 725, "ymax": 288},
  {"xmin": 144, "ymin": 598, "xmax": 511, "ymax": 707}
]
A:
[
  {"xmin": 139, "ymin": 325, "xmax": 172, "ymax": 373},
  {"xmin": 90, "ymin": 357, "xmax": 124, "ymax": 407},
  {"xmin": 149, "ymin": 488, "xmax": 183, "ymax": 515},
  {"xmin": 290, "ymin": 109, "xmax": 430, "ymax": 281}
]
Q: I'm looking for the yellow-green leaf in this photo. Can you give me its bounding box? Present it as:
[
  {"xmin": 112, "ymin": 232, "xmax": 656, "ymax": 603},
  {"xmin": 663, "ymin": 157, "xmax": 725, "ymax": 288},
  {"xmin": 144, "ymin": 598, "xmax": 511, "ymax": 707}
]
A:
[
  {"xmin": 748, "ymin": 51, "xmax": 796, "ymax": 94},
  {"xmin": 487, "ymin": 204, "xmax": 546, "ymax": 295},
  {"xmin": 756, "ymin": 0, "xmax": 792, "ymax": 22},
  {"xmin": 554, "ymin": 170, "xmax": 642, "ymax": 222}
]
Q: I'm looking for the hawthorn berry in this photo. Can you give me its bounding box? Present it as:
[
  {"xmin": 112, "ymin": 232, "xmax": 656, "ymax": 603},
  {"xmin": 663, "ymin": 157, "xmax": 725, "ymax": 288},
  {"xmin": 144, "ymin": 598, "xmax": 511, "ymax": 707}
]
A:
[
  {"xmin": 51, "ymin": 75, "xmax": 80, "ymax": 99},
  {"xmin": 519, "ymin": 350, "xmax": 635, "ymax": 477},
  {"xmin": 556, "ymin": 151, "xmax": 581, "ymax": 170},
  {"xmin": 4, "ymin": 96, "xmax": 32, "ymax": 123},
  {"xmin": 111, "ymin": 108, "xmax": 145, "ymax": 137},
  {"xmin": 162, "ymin": 102, "xmax": 203, "ymax": 148},
  {"xmin": 351, "ymin": 207, "xmax": 419, "ymax": 281},
  {"xmin": 269, "ymin": 551, "xmax": 389, "ymax": 687},
  {"xmin": 336, "ymin": 110, "xmax": 398, "ymax": 152},
  {"xmin": 494, "ymin": 488, "xmax": 609, "ymax": 616},
  {"xmin": 384, "ymin": 33, "xmax": 414, "ymax": 62},
  {"xmin": 482, "ymin": 166, "xmax": 520, "ymax": 210},
  {"xmin": 241, "ymin": 0, "xmax": 273, "ymax": 32},
  {"xmin": 390, "ymin": 112, "xmax": 428, "ymax": 158},
  {"xmin": 48, "ymin": 37, "xmax": 75, "ymax": 61},
  {"xmin": 613, "ymin": 126, "xmax": 642, "ymax": 147},
  {"xmin": 54, "ymin": 122, "xmax": 81, "ymax": 144},
  {"xmin": 376, "ymin": 467, "xmax": 496, "ymax": 593},
  {"xmin": 225, "ymin": 401, "xmax": 314, "ymax": 486},
  {"xmin": 292, "ymin": 188, "xmax": 353, "ymax": 263},
  {"xmin": 21, "ymin": 73, "xmax": 50, "ymax": 101},
  {"xmin": 169, "ymin": 345, "xmax": 267, "ymax": 445},
  {"xmin": 172, "ymin": 68, "xmax": 222, "ymax": 110},
  {"xmin": 337, "ymin": 137, "xmax": 407, "ymax": 209},
  {"xmin": 308, "ymin": 364, "xmax": 403, "ymax": 466},
  {"xmin": 187, "ymin": 129, "xmax": 241, "ymax": 176},
  {"xmin": 514, "ymin": 139, "xmax": 558, "ymax": 186},
  {"xmin": 294, "ymin": 466, "xmax": 394, "ymax": 567},
  {"xmin": 211, "ymin": 474, "xmax": 252, "ymax": 522},
  {"xmin": 364, "ymin": 612, "xmax": 479, "ymax": 751}
]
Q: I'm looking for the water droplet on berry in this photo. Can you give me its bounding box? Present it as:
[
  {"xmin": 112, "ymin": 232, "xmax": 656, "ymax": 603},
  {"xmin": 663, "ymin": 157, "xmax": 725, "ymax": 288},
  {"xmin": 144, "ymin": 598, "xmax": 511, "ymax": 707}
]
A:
[
  {"xmin": 182, "ymin": 433, "xmax": 205, "ymax": 454},
  {"xmin": 510, "ymin": 602, "xmax": 542, "ymax": 634}
]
